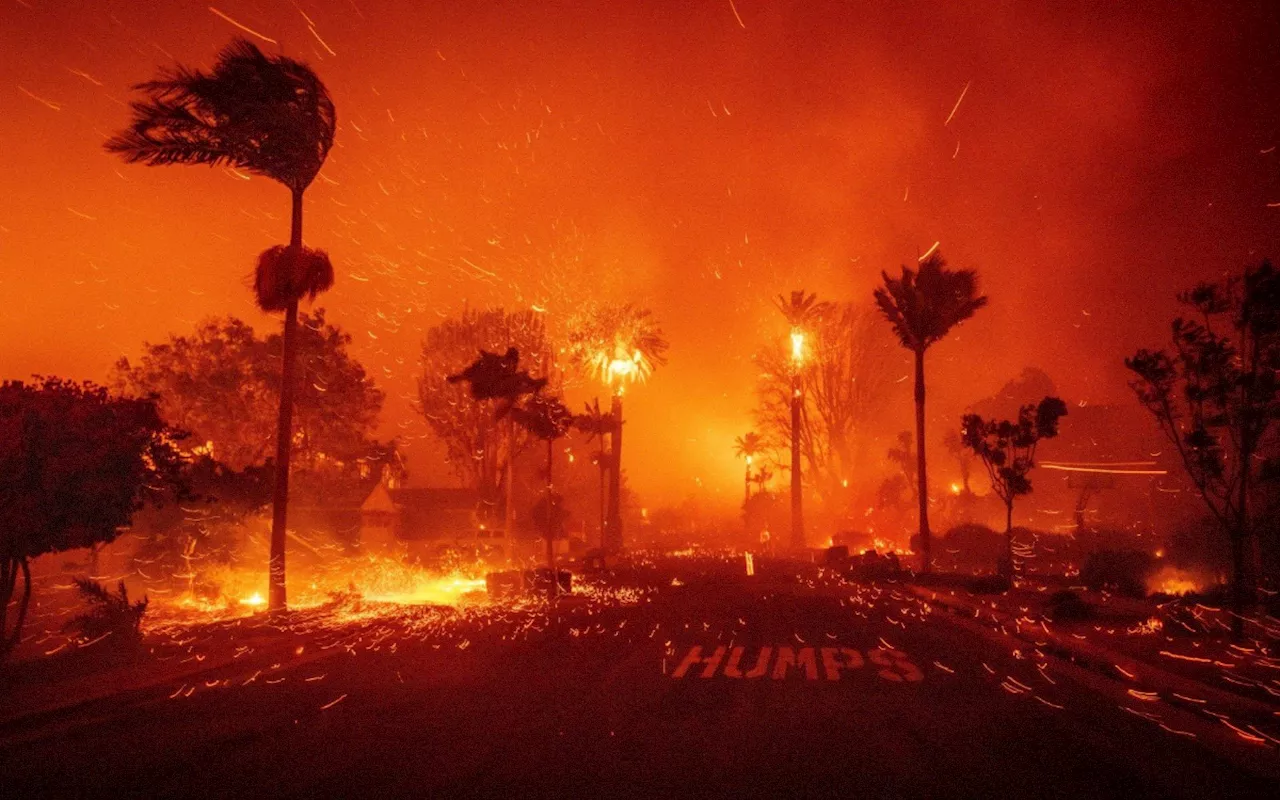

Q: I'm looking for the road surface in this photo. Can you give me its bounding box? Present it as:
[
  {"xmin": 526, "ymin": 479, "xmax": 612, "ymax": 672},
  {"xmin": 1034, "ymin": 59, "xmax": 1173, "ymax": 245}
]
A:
[{"xmin": 1, "ymin": 557, "xmax": 1274, "ymax": 798}]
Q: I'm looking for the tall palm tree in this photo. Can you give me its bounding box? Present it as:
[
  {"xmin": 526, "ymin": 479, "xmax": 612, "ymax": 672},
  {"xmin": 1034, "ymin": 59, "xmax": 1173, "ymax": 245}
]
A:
[
  {"xmin": 106, "ymin": 39, "xmax": 337, "ymax": 612},
  {"xmin": 774, "ymin": 291, "xmax": 831, "ymax": 550},
  {"xmin": 734, "ymin": 432, "xmax": 765, "ymax": 508},
  {"xmin": 874, "ymin": 252, "xmax": 987, "ymax": 573}
]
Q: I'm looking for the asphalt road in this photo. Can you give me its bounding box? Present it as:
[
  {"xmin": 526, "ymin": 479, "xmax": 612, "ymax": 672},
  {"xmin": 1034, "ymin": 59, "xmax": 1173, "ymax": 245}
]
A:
[{"xmin": 2, "ymin": 557, "xmax": 1275, "ymax": 798}]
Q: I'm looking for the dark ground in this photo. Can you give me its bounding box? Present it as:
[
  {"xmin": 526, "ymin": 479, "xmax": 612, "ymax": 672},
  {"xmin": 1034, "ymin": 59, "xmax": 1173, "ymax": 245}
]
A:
[{"xmin": 1, "ymin": 556, "xmax": 1275, "ymax": 798}]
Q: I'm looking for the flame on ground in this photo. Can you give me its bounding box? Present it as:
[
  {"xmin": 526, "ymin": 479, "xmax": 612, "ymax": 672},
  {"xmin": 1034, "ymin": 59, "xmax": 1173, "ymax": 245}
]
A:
[{"xmin": 1148, "ymin": 566, "xmax": 1204, "ymax": 597}]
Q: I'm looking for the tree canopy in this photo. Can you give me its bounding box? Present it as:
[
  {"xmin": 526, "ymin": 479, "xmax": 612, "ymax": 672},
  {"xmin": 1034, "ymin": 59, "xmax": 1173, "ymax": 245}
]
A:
[
  {"xmin": 0, "ymin": 377, "xmax": 186, "ymax": 655},
  {"xmin": 112, "ymin": 310, "xmax": 387, "ymax": 479},
  {"xmin": 105, "ymin": 38, "xmax": 335, "ymax": 194},
  {"xmin": 874, "ymin": 252, "xmax": 988, "ymax": 353},
  {"xmin": 419, "ymin": 308, "xmax": 553, "ymax": 501}
]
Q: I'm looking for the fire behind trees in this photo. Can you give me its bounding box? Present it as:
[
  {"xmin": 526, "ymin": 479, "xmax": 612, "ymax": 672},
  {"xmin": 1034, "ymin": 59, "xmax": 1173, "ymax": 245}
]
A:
[{"xmin": 1128, "ymin": 259, "xmax": 1280, "ymax": 636}]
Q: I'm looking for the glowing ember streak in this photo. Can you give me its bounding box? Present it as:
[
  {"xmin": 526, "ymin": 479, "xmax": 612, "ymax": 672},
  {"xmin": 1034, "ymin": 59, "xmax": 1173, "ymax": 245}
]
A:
[
  {"xmin": 944, "ymin": 81, "xmax": 971, "ymax": 126},
  {"xmin": 208, "ymin": 6, "xmax": 278, "ymax": 44},
  {"xmin": 1040, "ymin": 464, "xmax": 1167, "ymax": 475}
]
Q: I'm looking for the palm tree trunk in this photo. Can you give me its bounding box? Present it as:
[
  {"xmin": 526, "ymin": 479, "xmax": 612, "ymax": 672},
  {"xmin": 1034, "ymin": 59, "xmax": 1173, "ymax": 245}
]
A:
[
  {"xmin": 914, "ymin": 348, "xmax": 931, "ymax": 573},
  {"xmin": 268, "ymin": 189, "xmax": 304, "ymax": 613},
  {"xmin": 606, "ymin": 393, "xmax": 623, "ymax": 554},
  {"xmin": 790, "ymin": 372, "xmax": 803, "ymax": 550},
  {"xmin": 546, "ymin": 437, "xmax": 557, "ymax": 599}
]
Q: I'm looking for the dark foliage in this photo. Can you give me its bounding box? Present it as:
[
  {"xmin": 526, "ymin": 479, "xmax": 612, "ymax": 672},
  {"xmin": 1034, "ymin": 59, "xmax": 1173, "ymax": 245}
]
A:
[
  {"xmin": 105, "ymin": 38, "xmax": 335, "ymax": 193},
  {"xmin": 874, "ymin": 253, "xmax": 989, "ymax": 354},
  {"xmin": 422, "ymin": 309, "xmax": 551, "ymax": 500},
  {"xmin": 1047, "ymin": 589, "xmax": 1093, "ymax": 622},
  {"xmin": 1081, "ymin": 550, "xmax": 1158, "ymax": 598},
  {"xmin": 254, "ymin": 245, "xmax": 334, "ymax": 312},
  {"xmin": 0, "ymin": 378, "xmax": 184, "ymax": 657},
  {"xmin": 65, "ymin": 578, "xmax": 149, "ymax": 645},
  {"xmin": 961, "ymin": 396, "xmax": 1068, "ymax": 577},
  {"xmin": 1127, "ymin": 259, "xmax": 1280, "ymax": 631}
]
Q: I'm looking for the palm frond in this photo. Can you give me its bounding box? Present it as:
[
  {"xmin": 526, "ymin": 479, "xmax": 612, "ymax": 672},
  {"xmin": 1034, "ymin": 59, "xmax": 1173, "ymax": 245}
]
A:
[
  {"xmin": 106, "ymin": 38, "xmax": 336, "ymax": 192},
  {"xmin": 253, "ymin": 245, "xmax": 334, "ymax": 312},
  {"xmin": 874, "ymin": 252, "xmax": 987, "ymax": 351}
]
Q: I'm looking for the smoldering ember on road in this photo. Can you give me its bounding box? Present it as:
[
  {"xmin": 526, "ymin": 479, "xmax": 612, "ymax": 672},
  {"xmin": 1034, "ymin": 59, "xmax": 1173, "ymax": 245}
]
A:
[{"xmin": 2, "ymin": 1, "xmax": 1280, "ymax": 797}]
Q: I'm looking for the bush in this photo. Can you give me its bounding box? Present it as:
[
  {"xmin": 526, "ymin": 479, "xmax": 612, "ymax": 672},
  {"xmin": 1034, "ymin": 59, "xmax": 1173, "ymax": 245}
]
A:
[
  {"xmin": 937, "ymin": 524, "xmax": 1004, "ymax": 571},
  {"xmin": 65, "ymin": 578, "xmax": 148, "ymax": 645},
  {"xmin": 1081, "ymin": 550, "xmax": 1156, "ymax": 598},
  {"xmin": 1047, "ymin": 589, "xmax": 1093, "ymax": 622}
]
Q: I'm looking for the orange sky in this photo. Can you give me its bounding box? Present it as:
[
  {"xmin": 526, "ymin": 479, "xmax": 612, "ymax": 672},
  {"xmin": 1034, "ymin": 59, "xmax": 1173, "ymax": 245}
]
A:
[{"xmin": 2, "ymin": 0, "xmax": 1278, "ymax": 507}]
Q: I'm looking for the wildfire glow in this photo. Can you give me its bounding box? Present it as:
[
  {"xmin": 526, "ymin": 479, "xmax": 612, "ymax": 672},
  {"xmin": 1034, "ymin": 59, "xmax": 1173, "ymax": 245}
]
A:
[
  {"xmin": 790, "ymin": 329, "xmax": 805, "ymax": 366},
  {"xmin": 1148, "ymin": 567, "xmax": 1204, "ymax": 597},
  {"xmin": 595, "ymin": 347, "xmax": 651, "ymax": 388}
]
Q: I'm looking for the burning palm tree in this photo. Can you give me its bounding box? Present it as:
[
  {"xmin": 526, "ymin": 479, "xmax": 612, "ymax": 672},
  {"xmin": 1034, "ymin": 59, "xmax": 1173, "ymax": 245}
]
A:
[
  {"xmin": 734, "ymin": 432, "xmax": 765, "ymax": 508},
  {"xmin": 567, "ymin": 304, "xmax": 669, "ymax": 554},
  {"xmin": 774, "ymin": 291, "xmax": 831, "ymax": 549},
  {"xmin": 106, "ymin": 39, "xmax": 337, "ymax": 612},
  {"xmin": 874, "ymin": 252, "xmax": 987, "ymax": 573}
]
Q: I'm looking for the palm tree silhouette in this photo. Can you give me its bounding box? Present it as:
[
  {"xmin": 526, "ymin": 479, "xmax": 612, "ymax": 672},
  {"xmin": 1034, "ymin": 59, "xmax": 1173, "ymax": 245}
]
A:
[
  {"xmin": 874, "ymin": 252, "xmax": 987, "ymax": 573},
  {"xmin": 774, "ymin": 291, "xmax": 831, "ymax": 549},
  {"xmin": 106, "ymin": 39, "xmax": 337, "ymax": 612},
  {"xmin": 733, "ymin": 432, "xmax": 765, "ymax": 508}
]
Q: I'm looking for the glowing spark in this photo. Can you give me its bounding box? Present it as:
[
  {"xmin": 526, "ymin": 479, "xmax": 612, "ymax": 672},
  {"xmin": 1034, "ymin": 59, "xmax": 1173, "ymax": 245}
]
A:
[
  {"xmin": 728, "ymin": 0, "xmax": 746, "ymax": 28},
  {"xmin": 18, "ymin": 85, "xmax": 60, "ymax": 111},
  {"xmin": 1040, "ymin": 462, "xmax": 1166, "ymax": 475},
  {"xmin": 307, "ymin": 25, "xmax": 337, "ymax": 56},
  {"xmin": 208, "ymin": 7, "xmax": 278, "ymax": 45},
  {"xmin": 64, "ymin": 67, "xmax": 103, "ymax": 86},
  {"xmin": 918, "ymin": 241, "xmax": 940, "ymax": 262},
  {"xmin": 320, "ymin": 693, "xmax": 348, "ymax": 710},
  {"xmin": 944, "ymin": 80, "xmax": 971, "ymax": 126}
]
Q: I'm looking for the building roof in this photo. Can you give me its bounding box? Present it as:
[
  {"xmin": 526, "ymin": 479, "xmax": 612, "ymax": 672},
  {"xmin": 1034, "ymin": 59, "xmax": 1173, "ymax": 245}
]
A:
[{"xmin": 361, "ymin": 483, "xmax": 479, "ymax": 514}]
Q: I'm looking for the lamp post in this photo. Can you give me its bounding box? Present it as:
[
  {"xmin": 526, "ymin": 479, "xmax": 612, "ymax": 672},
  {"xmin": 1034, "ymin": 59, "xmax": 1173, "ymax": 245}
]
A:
[{"xmin": 789, "ymin": 327, "xmax": 805, "ymax": 550}]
